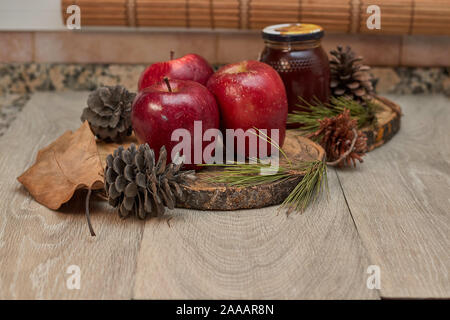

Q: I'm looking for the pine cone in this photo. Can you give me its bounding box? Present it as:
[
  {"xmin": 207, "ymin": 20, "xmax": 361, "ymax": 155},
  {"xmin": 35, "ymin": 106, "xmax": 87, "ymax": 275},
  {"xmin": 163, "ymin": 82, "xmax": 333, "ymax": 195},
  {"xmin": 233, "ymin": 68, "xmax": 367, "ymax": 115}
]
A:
[
  {"xmin": 330, "ymin": 46, "xmax": 374, "ymax": 102},
  {"xmin": 308, "ymin": 109, "xmax": 367, "ymax": 167},
  {"xmin": 81, "ymin": 85, "xmax": 136, "ymax": 142},
  {"xmin": 104, "ymin": 143, "xmax": 196, "ymax": 219}
]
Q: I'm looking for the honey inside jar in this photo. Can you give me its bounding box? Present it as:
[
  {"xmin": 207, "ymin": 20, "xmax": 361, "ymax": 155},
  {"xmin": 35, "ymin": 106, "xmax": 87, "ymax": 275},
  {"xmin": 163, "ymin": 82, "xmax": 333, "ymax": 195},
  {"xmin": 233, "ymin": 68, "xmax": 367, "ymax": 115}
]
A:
[{"xmin": 260, "ymin": 23, "xmax": 330, "ymax": 113}]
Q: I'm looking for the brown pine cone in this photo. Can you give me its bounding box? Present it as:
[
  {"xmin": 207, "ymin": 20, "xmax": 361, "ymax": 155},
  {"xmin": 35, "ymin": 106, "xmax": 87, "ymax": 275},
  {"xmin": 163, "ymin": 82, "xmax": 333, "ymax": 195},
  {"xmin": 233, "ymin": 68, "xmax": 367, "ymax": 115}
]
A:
[
  {"xmin": 81, "ymin": 85, "xmax": 136, "ymax": 142},
  {"xmin": 308, "ymin": 109, "xmax": 368, "ymax": 167},
  {"xmin": 104, "ymin": 143, "xmax": 196, "ymax": 219},
  {"xmin": 330, "ymin": 45, "xmax": 374, "ymax": 102}
]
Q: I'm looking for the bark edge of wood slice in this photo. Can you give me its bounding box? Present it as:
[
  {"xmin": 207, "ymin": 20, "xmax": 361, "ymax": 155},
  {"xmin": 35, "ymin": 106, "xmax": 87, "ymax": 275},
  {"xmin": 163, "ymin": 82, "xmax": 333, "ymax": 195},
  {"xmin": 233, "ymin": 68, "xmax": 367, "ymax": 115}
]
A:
[
  {"xmin": 178, "ymin": 133, "xmax": 325, "ymax": 211},
  {"xmin": 363, "ymin": 95, "xmax": 402, "ymax": 151}
]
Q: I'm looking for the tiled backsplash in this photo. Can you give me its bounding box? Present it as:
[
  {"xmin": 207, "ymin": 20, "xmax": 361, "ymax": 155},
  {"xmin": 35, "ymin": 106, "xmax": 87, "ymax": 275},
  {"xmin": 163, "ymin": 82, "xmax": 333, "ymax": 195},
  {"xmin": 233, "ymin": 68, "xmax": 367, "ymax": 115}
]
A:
[{"xmin": 1, "ymin": 31, "xmax": 449, "ymax": 66}]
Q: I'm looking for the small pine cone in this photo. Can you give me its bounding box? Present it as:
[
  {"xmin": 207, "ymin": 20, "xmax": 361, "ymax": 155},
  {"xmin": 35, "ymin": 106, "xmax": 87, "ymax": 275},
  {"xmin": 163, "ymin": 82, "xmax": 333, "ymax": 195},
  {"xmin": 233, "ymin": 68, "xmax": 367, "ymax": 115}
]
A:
[
  {"xmin": 308, "ymin": 109, "xmax": 368, "ymax": 167},
  {"xmin": 330, "ymin": 45, "xmax": 374, "ymax": 103},
  {"xmin": 104, "ymin": 144, "xmax": 196, "ymax": 219},
  {"xmin": 81, "ymin": 85, "xmax": 136, "ymax": 142}
]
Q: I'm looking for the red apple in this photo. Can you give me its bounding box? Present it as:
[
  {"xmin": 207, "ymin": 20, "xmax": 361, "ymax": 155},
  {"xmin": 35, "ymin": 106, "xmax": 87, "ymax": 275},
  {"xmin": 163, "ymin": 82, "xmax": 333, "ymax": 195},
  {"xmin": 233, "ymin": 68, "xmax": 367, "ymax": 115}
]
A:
[
  {"xmin": 132, "ymin": 79, "xmax": 220, "ymax": 169},
  {"xmin": 206, "ymin": 60, "xmax": 288, "ymax": 158},
  {"xmin": 138, "ymin": 53, "xmax": 214, "ymax": 91}
]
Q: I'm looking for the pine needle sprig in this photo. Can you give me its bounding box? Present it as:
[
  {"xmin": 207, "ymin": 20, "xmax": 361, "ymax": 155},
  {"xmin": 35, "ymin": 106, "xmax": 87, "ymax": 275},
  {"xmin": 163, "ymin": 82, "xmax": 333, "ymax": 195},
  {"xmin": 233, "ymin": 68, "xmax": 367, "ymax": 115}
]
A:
[
  {"xmin": 201, "ymin": 159, "xmax": 327, "ymax": 213},
  {"xmin": 203, "ymin": 161, "xmax": 291, "ymax": 187},
  {"xmin": 253, "ymin": 127, "xmax": 291, "ymax": 167},
  {"xmin": 200, "ymin": 128, "xmax": 328, "ymax": 212},
  {"xmin": 281, "ymin": 160, "xmax": 328, "ymax": 212},
  {"xmin": 287, "ymin": 96, "xmax": 379, "ymax": 135}
]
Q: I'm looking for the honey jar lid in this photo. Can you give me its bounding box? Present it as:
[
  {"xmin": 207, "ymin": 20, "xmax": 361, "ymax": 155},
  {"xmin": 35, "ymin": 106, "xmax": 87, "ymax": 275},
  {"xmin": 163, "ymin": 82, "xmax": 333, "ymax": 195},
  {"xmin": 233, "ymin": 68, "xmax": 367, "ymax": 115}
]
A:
[{"xmin": 262, "ymin": 23, "xmax": 324, "ymax": 42}]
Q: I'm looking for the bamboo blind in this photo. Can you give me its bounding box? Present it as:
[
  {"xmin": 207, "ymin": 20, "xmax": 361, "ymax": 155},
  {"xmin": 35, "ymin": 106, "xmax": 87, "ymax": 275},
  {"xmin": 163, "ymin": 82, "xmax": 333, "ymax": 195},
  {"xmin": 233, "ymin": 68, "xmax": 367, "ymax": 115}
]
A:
[{"xmin": 61, "ymin": 0, "xmax": 450, "ymax": 35}]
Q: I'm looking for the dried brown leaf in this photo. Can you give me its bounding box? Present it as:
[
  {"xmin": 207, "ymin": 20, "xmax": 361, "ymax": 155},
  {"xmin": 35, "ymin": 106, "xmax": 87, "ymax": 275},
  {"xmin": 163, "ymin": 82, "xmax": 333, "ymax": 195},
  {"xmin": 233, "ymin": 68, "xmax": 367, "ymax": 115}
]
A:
[{"xmin": 17, "ymin": 121, "xmax": 104, "ymax": 210}]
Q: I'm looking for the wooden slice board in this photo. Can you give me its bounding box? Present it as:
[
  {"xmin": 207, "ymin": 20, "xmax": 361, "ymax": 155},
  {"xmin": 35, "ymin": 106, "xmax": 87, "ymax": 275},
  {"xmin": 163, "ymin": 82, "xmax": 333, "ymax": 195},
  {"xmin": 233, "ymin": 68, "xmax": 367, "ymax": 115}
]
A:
[{"xmin": 178, "ymin": 132, "xmax": 325, "ymax": 211}]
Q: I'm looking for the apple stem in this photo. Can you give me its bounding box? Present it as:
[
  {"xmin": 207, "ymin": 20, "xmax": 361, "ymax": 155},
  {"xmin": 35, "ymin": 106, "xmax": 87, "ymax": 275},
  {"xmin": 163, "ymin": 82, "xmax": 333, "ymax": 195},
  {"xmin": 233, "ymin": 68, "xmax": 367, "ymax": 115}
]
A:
[
  {"xmin": 170, "ymin": 50, "xmax": 174, "ymax": 60},
  {"xmin": 163, "ymin": 77, "xmax": 173, "ymax": 93}
]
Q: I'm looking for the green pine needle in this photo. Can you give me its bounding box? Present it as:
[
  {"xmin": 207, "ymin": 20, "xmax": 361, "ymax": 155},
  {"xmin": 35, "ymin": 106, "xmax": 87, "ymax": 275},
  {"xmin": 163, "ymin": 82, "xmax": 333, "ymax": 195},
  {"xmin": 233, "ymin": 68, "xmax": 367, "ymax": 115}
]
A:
[
  {"xmin": 287, "ymin": 96, "xmax": 379, "ymax": 135},
  {"xmin": 203, "ymin": 162, "xmax": 290, "ymax": 187},
  {"xmin": 202, "ymin": 159, "xmax": 327, "ymax": 213},
  {"xmin": 281, "ymin": 160, "xmax": 328, "ymax": 213}
]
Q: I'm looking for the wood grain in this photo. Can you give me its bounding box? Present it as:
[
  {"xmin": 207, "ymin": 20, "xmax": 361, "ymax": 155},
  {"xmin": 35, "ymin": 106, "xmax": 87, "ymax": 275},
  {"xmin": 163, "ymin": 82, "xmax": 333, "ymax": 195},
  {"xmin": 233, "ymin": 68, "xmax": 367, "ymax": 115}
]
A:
[
  {"xmin": 1, "ymin": 91, "xmax": 448, "ymax": 299},
  {"xmin": 335, "ymin": 94, "xmax": 450, "ymax": 298},
  {"xmin": 133, "ymin": 169, "xmax": 378, "ymax": 299},
  {"xmin": 0, "ymin": 92, "xmax": 144, "ymax": 299}
]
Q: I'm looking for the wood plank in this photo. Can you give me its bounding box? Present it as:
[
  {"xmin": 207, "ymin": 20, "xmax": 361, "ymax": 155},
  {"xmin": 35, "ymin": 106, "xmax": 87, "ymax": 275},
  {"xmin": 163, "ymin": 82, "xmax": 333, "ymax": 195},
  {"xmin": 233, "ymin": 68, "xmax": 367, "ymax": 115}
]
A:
[
  {"xmin": 7, "ymin": 91, "xmax": 446, "ymax": 299},
  {"xmin": 335, "ymin": 94, "xmax": 450, "ymax": 299},
  {"xmin": 133, "ymin": 169, "xmax": 379, "ymax": 299},
  {"xmin": 0, "ymin": 92, "xmax": 144, "ymax": 299}
]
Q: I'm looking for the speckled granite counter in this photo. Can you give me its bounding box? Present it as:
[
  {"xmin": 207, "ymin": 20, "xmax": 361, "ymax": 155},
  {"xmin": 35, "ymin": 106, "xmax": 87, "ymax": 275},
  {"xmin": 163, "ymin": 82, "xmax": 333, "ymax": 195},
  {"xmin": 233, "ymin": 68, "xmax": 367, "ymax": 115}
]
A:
[
  {"xmin": 0, "ymin": 93, "xmax": 30, "ymax": 136},
  {"xmin": 1, "ymin": 63, "xmax": 449, "ymax": 96},
  {"xmin": 0, "ymin": 64, "xmax": 145, "ymax": 94},
  {"xmin": 0, "ymin": 63, "xmax": 449, "ymax": 137}
]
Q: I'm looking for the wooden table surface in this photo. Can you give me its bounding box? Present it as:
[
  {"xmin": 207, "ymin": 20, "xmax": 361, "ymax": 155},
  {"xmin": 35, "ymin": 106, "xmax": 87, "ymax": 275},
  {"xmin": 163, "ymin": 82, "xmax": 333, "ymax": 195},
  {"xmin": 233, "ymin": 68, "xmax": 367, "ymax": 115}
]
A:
[{"xmin": 0, "ymin": 92, "xmax": 448, "ymax": 300}]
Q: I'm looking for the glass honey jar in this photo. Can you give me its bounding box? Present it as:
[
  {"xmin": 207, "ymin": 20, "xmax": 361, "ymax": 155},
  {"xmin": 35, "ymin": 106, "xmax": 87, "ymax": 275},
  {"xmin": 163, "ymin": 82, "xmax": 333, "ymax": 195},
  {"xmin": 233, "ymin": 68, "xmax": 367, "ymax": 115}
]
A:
[{"xmin": 259, "ymin": 23, "xmax": 330, "ymax": 113}]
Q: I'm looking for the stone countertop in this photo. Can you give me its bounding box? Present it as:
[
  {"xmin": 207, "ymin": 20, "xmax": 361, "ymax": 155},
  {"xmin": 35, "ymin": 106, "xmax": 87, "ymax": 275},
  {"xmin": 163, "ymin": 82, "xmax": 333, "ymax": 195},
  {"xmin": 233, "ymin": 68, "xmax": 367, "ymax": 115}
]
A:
[
  {"xmin": 1, "ymin": 63, "xmax": 449, "ymax": 96},
  {"xmin": 0, "ymin": 93, "xmax": 30, "ymax": 136}
]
